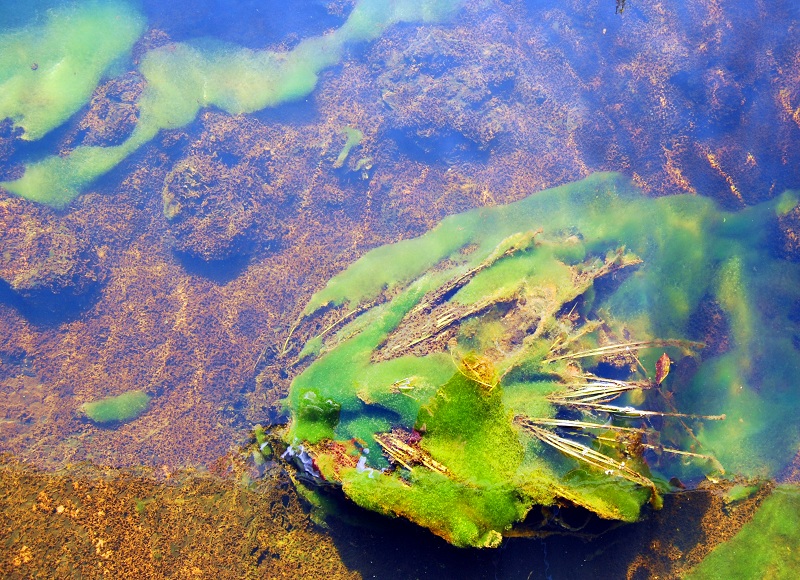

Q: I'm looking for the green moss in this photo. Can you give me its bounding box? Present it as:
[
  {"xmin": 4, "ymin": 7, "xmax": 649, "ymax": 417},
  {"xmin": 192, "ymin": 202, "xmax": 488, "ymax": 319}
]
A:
[
  {"xmin": 687, "ymin": 485, "xmax": 800, "ymax": 579},
  {"xmin": 134, "ymin": 497, "xmax": 154, "ymax": 516},
  {"xmin": 417, "ymin": 374, "xmax": 523, "ymax": 486},
  {"xmin": 79, "ymin": 390, "xmax": 151, "ymax": 424},
  {"xmin": 292, "ymin": 389, "xmax": 341, "ymax": 442},
  {"xmin": 0, "ymin": 0, "xmax": 144, "ymax": 140},
  {"xmin": 341, "ymin": 468, "xmax": 524, "ymax": 548}
]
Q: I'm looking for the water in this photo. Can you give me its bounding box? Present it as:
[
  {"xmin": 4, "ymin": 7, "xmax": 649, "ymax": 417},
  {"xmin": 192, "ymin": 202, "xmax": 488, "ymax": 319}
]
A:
[{"xmin": 1, "ymin": 0, "xmax": 799, "ymax": 577}]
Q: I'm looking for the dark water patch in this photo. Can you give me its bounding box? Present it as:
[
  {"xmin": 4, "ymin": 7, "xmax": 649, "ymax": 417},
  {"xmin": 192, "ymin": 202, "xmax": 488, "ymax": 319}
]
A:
[
  {"xmin": 252, "ymin": 87, "xmax": 327, "ymax": 127},
  {"xmin": 0, "ymin": 0, "xmax": 66, "ymax": 28},
  {"xmin": 173, "ymin": 251, "xmax": 252, "ymax": 284},
  {"xmin": 388, "ymin": 128, "xmax": 491, "ymax": 166},
  {"xmin": 321, "ymin": 486, "xmax": 716, "ymax": 579},
  {"xmin": 0, "ymin": 277, "xmax": 105, "ymax": 328},
  {"xmin": 2, "ymin": 113, "xmax": 81, "ymax": 168},
  {"xmin": 216, "ymin": 150, "xmax": 241, "ymax": 168},
  {"xmin": 140, "ymin": 0, "xmax": 347, "ymax": 50}
]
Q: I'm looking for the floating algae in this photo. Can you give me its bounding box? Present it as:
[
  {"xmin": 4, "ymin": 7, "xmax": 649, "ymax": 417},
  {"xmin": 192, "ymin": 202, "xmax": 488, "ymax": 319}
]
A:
[
  {"xmin": 275, "ymin": 173, "xmax": 800, "ymax": 547},
  {"xmin": 1, "ymin": 0, "xmax": 465, "ymax": 207}
]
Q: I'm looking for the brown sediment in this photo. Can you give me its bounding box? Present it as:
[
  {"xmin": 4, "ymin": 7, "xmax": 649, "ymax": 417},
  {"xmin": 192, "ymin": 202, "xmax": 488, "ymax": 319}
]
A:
[
  {"xmin": 0, "ymin": 454, "xmax": 770, "ymax": 579},
  {"xmin": 0, "ymin": 455, "xmax": 356, "ymax": 579}
]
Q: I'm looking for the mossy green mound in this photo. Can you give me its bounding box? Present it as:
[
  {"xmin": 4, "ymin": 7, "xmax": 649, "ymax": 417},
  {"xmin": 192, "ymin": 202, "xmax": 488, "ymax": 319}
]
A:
[
  {"xmin": 687, "ymin": 485, "xmax": 800, "ymax": 579},
  {"xmin": 79, "ymin": 389, "xmax": 151, "ymax": 425},
  {"xmin": 279, "ymin": 173, "xmax": 800, "ymax": 547}
]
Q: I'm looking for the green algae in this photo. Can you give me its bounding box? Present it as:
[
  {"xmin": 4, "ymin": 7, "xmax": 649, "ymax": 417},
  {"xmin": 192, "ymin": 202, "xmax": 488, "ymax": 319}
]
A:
[
  {"xmin": 0, "ymin": 0, "xmax": 144, "ymax": 141},
  {"xmin": 687, "ymin": 485, "xmax": 800, "ymax": 580},
  {"xmin": 333, "ymin": 127, "xmax": 364, "ymax": 168},
  {"xmin": 723, "ymin": 482, "xmax": 762, "ymax": 505},
  {"xmin": 1, "ymin": 0, "xmax": 465, "ymax": 208},
  {"xmin": 279, "ymin": 173, "xmax": 800, "ymax": 547},
  {"xmin": 79, "ymin": 389, "xmax": 151, "ymax": 425}
]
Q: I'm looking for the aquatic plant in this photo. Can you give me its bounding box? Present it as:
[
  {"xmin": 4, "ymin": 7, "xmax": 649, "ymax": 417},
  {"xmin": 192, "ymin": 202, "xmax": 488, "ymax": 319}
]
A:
[
  {"xmin": 275, "ymin": 173, "xmax": 800, "ymax": 547},
  {"xmin": 79, "ymin": 390, "xmax": 151, "ymax": 425},
  {"xmin": 1, "ymin": 0, "xmax": 465, "ymax": 207},
  {"xmin": 333, "ymin": 127, "xmax": 364, "ymax": 169}
]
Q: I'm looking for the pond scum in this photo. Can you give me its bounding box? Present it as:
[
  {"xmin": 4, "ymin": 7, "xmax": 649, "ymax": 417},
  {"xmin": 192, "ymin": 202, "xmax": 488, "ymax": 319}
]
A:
[{"xmin": 271, "ymin": 173, "xmax": 800, "ymax": 547}]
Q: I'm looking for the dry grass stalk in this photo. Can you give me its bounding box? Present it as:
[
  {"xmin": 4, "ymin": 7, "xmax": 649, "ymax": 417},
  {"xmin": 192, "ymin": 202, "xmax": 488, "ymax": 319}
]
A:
[
  {"xmin": 374, "ymin": 432, "xmax": 448, "ymax": 474},
  {"xmin": 515, "ymin": 419, "xmax": 658, "ymax": 495}
]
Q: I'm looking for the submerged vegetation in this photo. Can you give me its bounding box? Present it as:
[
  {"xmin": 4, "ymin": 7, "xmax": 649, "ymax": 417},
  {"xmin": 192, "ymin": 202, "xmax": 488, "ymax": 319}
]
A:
[
  {"xmin": 276, "ymin": 173, "xmax": 800, "ymax": 546},
  {"xmin": 0, "ymin": 0, "xmax": 144, "ymax": 141},
  {"xmin": 79, "ymin": 389, "xmax": 151, "ymax": 425},
  {"xmin": 0, "ymin": 0, "xmax": 465, "ymax": 207}
]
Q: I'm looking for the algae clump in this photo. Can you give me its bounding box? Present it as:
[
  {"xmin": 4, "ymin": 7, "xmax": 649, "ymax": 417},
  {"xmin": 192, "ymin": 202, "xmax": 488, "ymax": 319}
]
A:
[
  {"xmin": 0, "ymin": 0, "xmax": 145, "ymax": 140},
  {"xmin": 79, "ymin": 390, "xmax": 151, "ymax": 425},
  {"xmin": 333, "ymin": 127, "xmax": 364, "ymax": 168},
  {"xmin": 276, "ymin": 173, "xmax": 800, "ymax": 547}
]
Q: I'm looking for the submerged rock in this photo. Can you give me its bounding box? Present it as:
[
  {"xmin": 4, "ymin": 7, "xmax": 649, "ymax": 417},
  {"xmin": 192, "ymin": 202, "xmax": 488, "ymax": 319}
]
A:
[
  {"xmin": 375, "ymin": 22, "xmax": 516, "ymax": 158},
  {"xmin": 274, "ymin": 173, "xmax": 800, "ymax": 547},
  {"xmin": 0, "ymin": 196, "xmax": 107, "ymax": 309},
  {"xmin": 70, "ymin": 72, "xmax": 145, "ymax": 148},
  {"xmin": 160, "ymin": 113, "xmax": 296, "ymax": 263},
  {"xmin": 161, "ymin": 154, "xmax": 262, "ymax": 262}
]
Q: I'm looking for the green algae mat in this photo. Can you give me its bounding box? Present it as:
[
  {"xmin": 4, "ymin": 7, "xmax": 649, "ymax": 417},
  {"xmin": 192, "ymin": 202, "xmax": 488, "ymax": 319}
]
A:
[
  {"xmin": 686, "ymin": 485, "xmax": 800, "ymax": 579},
  {"xmin": 274, "ymin": 172, "xmax": 800, "ymax": 547}
]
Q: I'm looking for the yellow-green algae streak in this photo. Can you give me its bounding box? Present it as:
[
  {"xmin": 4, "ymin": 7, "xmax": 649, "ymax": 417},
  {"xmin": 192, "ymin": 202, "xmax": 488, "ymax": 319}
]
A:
[
  {"xmin": 687, "ymin": 485, "xmax": 800, "ymax": 579},
  {"xmin": 0, "ymin": 0, "xmax": 145, "ymax": 141},
  {"xmin": 0, "ymin": 0, "xmax": 465, "ymax": 207},
  {"xmin": 284, "ymin": 173, "xmax": 800, "ymax": 547}
]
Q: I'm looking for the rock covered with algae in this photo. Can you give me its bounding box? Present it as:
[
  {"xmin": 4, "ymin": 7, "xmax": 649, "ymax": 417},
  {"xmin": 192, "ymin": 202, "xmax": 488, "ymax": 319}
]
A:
[
  {"xmin": 0, "ymin": 195, "xmax": 108, "ymax": 308},
  {"xmin": 276, "ymin": 173, "xmax": 800, "ymax": 548}
]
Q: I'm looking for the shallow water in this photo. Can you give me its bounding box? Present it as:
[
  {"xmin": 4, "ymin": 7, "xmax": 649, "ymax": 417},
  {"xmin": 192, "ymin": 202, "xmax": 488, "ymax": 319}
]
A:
[{"xmin": 1, "ymin": 0, "xmax": 800, "ymax": 577}]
